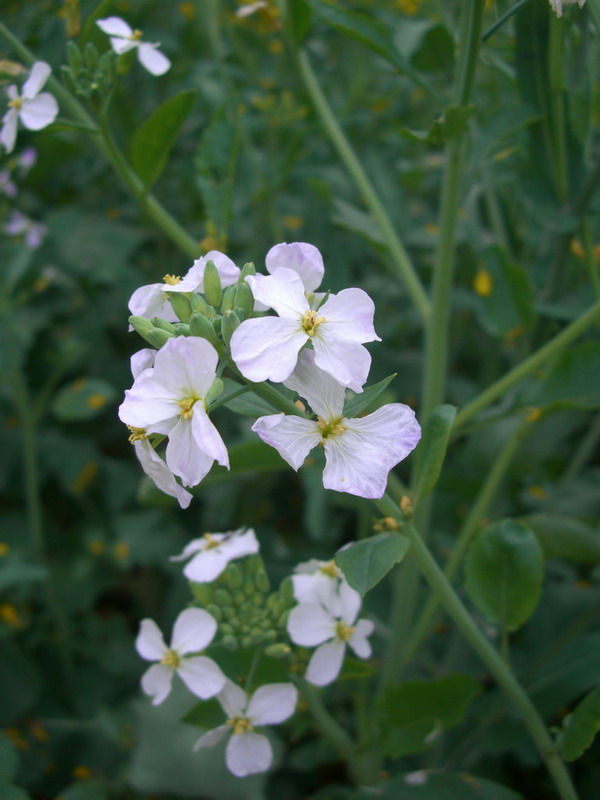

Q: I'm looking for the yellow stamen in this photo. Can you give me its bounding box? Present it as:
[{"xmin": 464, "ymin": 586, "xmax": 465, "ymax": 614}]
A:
[
  {"xmin": 336, "ymin": 621, "xmax": 355, "ymax": 642},
  {"xmin": 301, "ymin": 310, "xmax": 326, "ymax": 337},
  {"xmin": 178, "ymin": 397, "xmax": 198, "ymax": 420},
  {"xmin": 130, "ymin": 29, "xmax": 143, "ymax": 41},
  {"xmin": 127, "ymin": 426, "xmax": 147, "ymax": 443},
  {"xmin": 160, "ymin": 649, "xmax": 180, "ymax": 668},
  {"xmin": 7, "ymin": 97, "xmax": 22, "ymax": 110},
  {"xmin": 317, "ymin": 415, "xmax": 346, "ymax": 440},
  {"xmin": 227, "ymin": 717, "xmax": 253, "ymax": 735},
  {"xmin": 319, "ymin": 560, "xmax": 338, "ymax": 579},
  {"xmin": 163, "ymin": 274, "xmax": 182, "ymax": 285},
  {"xmin": 203, "ymin": 533, "xmax": 220, "ymax": 549}
]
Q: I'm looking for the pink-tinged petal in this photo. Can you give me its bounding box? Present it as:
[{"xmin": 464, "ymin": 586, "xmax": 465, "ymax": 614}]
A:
[
  {"xmin": 219, "ymin": 528, "xmax": 260, "ymax": 561},
  {"xmin": 134, "ymin": 440, "xmax": 192, "ymax": 509},
  {"xmin": 305, "ymin": 640, "xmax": 346, "ymax": 686},
  {"xmin": 166, "ymin": 418, "xmax": 214, "ymax": 487},
  {"xmin": 183, "ymin": 548, "xmax": 230, "ymax": 583},
  {"xmin": 22, "ymin": 62, "xmax": 51, "ymax": 99},
  {"xmin": 338, "ymin": 579, "xmax": 361, "ymax": 626},
  {"xmin": 171, "ymin": 251, "xmax": 240, "ymax": 293},
  {"xmin": 153, "ymin": 336, "xmax": 219, "ymax": 400},
  {"xmin": 110, "ymin": 37, "xmax": 137, "ymax": 55},
  {"xmin": 177, "ymin": 656, "xmax": 225, "ymax": 699},
  {"xmin": 191, "ymin": 405, "xmax": 229, "ymax": 468},
  {"xmin": 265, "ymin": 242, "xmax": 324, "ymax": 293},
  {"xmin": 20, "ymin": 93, "xmax": 58, "ymax": 130},
  {"xmin": 137, "ymin": 42, "xmax": 171, "ymax": 76},
  {"xmin": 231, "ymin": 316, "xmax": 307, "ymax": 383},
  {"xmin": 0, "ymin": 110, "xmax": 18, "ymax": 154},
  {"xmin": 284, "ymin": 349, "xmax": 345, "ymax": 419},
  {"xmin": 136, "ymin": 618, "xmax": 167, "ymax": 661},
  {"xmin": 252, "ymin": 414, "xmax": 320, "ymax": 471},
  {"xmin": 226, "ymin": 731, "xmax": 272, "ymax": 777},
  {"xmin": 348, "ymin": 619, "xmax": 375, "ymax": 659},
  {"xmin": 246, "ymin": 268, "xmax": 308, "ymax": 318},
  {"xmin": 312, "ymin": 335, "xmax": 371, "ymax": 393},
  {"xmin": 193, "ymin": 725, "xmax": 229, "ymax": 751},
  {"xmin": 130, "ymin": 348, "xmax": 156, "ymax": 379},
  {"xmin": 96, "ymin": 16, "xmax": 133, "ymax": 37},
  {"xmin": 287, "ymin": 602, "xmax": 336, "ymax": 647},
  {"xmin": 319, "ymin": 288, "xmax": 380, "ymax": 343},
  {"xmin": 217, "ymin": 680, "xmax": 248, "ymax": 718},
  {"xmin": 141, "ymin": 663, "xmax": 173, "ymax": 705},
  {"xmin": 171, "ymin": 607, "xmax": 217, "ymax": 654},
  {"xmin": 247, "ymin": 683, "xmax": 298, "ymax": 726},
  {"xmin": 129, "ymin": 282, "xmax": 176, "ymax": 321},
  {"xmin": 118, "ymin": 373, "xmax": 179, "ymax": 428}
]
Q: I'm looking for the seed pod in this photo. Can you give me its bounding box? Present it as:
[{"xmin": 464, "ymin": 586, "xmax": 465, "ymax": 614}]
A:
[
  {"xmin": 168, "ymin": 293, "xmax": 192, "ymax": 323},
  {"xmin": 221, "ymin": 310, "xmax": 240, "ymax": 347},
  {"xmin": 190, "ymin": 293, "xmax": 209, "ymax": 315},
  {"xmin": 264, "ymin": 643, "xmax": 291, "ymax": 658},
  {"xmin": 220, "ymin": 285, "xmax": 236, "ymax": 314},
  {"xmin": 189, "ymin": 312, "xmax": 218, "ymax": 346},
  {"xmin": 203, "ymin": 260, "xmax": 222, "ymax": 307}
]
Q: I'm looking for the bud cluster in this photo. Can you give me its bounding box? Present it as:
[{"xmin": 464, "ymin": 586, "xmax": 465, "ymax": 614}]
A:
[{"xmin": 61, "ymin": 42, "xmax": 115, "ymax": 110}]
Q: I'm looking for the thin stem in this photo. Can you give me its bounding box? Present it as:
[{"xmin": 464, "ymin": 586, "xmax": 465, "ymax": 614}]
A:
[
  {"xmin": 548, "ymin": 14, "xmax": 568, "ymax": 203},
  {"xmin": 227, "ymin": 363, "xmax": 308, "ymax": 417},
  {"xmin": 482, "ymin": 0, "xmax": 531, "ymax": 42},
  {"xmin": 560, "ymin": 411, "xmax": 600, "ymax": 486},
  {"xmin": 582, "ymin": 219, "xmax": 600, "ymax": 299},
  {"xmin": 291, "ymin": 676, "xmax": 356, "ymax": 764},
  {"xmin": 374, "ymin": 495, "xmax": 579, "ymax": 800}
]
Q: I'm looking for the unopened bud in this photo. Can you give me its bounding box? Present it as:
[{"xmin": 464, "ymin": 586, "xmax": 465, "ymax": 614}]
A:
[
  {"xmin": 244, "ymin": 582, "xmax": 255, "ymax": 599},
  {"xmin": 189, "ymin": 312, "xmax": 218, "ymax": 345},
  {"xmin": 204, "ymin": 305, "xmax": 216, "ymax": 319},
  {"xmin": 222, "ymin": 605, "xmax": 235, "ymax": 620},
  {"xmin": 67, "ymin": 41, "xmax": 82, "ymax": 72},
  {"xmin": 129, "ymin": 316, "xmax": 174, "ymax": 348},
  {"xmin": 279, "ymin": 576, "xmax": 294, "ymax": 605},
  {"xmin": 168, "ymin": 293, "xmax": 192, "ymax": 323},
  {"xmin": 233, "ymin": 591, "xmax": 245, "ymax": 607},
  {"xmin": 190, "ymin": 583, "xmax": 213, "ymax": 605},
  {"xmin": 220, "ymin": 285, "xmax": 236, "ymax": 314},
  {"xmin": 215, "ymin": 589, "xmax": 233, "ymax": 606},
  {"xmin": 255, "ymin": 570, "xmax": 270, "ymax": 594},
  {"xmin": 241, "ymin": 635, "xmax": 253, "ymax": 649},
  {"xmin": 221, "ymin": 310, "xmax": 240, "ymax": 347},
  {"xmin": 220, "ymin": 623, "xmax": 234, "ymax": 635},
  {"xmin": 234, "ymin": 282, "xmax": 254, "ymax": 317},
  {"xmin": 212, "ymin": 316, "xmax": 222, "ymax": 335},
  {"xmin": 172, "ymin": 323, "xmax": 190, "ymax": 336},
  {"xmin": 205, "ymin": 377, "xmax": 224, "ymax": 406},
  {"xmin": 84, "ymin": 42, "xmax": 99, "ymax": 70},
  {"xmin": 225, "ymin": 563, "xmax": 243, "ymax": 591},
  {"xmin": 264, "ymin": 643, "xmax": 291, "ymax": 658},
  {"xmin": 237, "ymin": 262, "xmax": 256, "ymax": 284},
  {"xmin": 399, "ymin": 497, "xmax": 413, "ymax": 520},
  {"xmin": 206, "ymin": 604, "xmax": 222, "ymax": 623},
  {"xmin": 278, "ymin": 611, "xmax": 290, "ymax": 629},
  {"xmin": 222, "ymin": 634, "xmax": 238, "ymax": 651},
  {"xmin": 203, "ymin": 260, "xmax": 222, "ymax": 307},
  {"xmin": 151, "ymin": 317, "xmax": 177, "ymax": 334},
  {"xmin": 190, "ymin": 293, "xmax": 209, "ymax": 315},
  {"xmin": 264, "ymin": 629, "xmax": 277, "ymax": 642}
]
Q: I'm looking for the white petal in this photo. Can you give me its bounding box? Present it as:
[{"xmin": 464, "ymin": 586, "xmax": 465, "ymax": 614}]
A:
[
  {"xmin": 171, "ymin": 607, "xmax": 218, "ymax": 654},
  {"xmin": 96, "ymin": 16, "xmax": 133, "ymax": 37},
  {"xmin": 110, "ymin": 37, "xmax": 137, "ymax": 54},
  {"xmin": 191, "ymin": 405, "xmax": 229, "ymax": 468},
  {"xmin": 252, "ymin": 414, "xmax": 320, "ymax": 471},
  {"xmin": 141, "ymin": 663, "xmax": 173, "ymax": 705},
  {"xmin": 305, "ymin": 640, "xmax": 346, "ymax": 686},
  {"xmin": 287, "ymin": 602, "xmax": 336, "ymax": 647},
  {"xmin": 226, "ymin": 731, "xmax": 272, "ymax": 777},
  {"xmin": 312, "ymin": 335, "xmax": 371, "ymax": 393},
  {"xmin": 130, "ymin": 348, "xmax": 156, "ymax": 379},
  {"xmin": 166, "ymin": 417, "xmax": 214, "ymax": 487},
  {"xmin": 265, "ymin": 242, "xmax": 324, "ymax": 293},
  {"xmin": 170, "ymin": 250, "xmax": 240, "ymax": 293},
  {"xmin": 19, "ymin": 94, "xmax": 58, "ymax": 131},
  {"xmin": 348, "ymin": 619, "xmax": 375, "ymax": 658},
  {"xmin": 230, "ymin": 316, "xmax": 307, "ymax": 384},
  {"xmin": 177, "ymin": 656, "xmax": 225, "ymax": 699},
  {"xmin": 0, "ymin": 110, "xmax": 18, "ymax": 154},
  {"xmin": 284, "ymin": 349, "xmax": 345, "ymax": 419},
  {"xmin": 217, "ymin": 680, "xmax": 248, "ymax": 718},
  {"xmin": 292, "ymin": 573, "xmax": 338, "ymax": 607},
  {"xmin": 246, "ymin": 268, "xmax": 308, "ymax": 318},
  {"xmin": 153, "ymin": 336, "xmax": 219, "ymax": 400},
  {"xmin": 170, "ymin": 535, "xmax": 214, "ymax": 561},
  {"xmin": 193, "ymin": 725, "xmax": 229, "ymax": 751},
  {"xmin": 319, "ymin": 288, "xmax": 380, "ymax": 343},
  {"xmin": 22, "ymin": 62, "xmax": 51, "ymax": 99},
  {"xmin": 183, "ymin": 548, "xmax": 230, "ymax": 583},
  {"xmin": 129, "ymin": 283, "xmax": 176, "ymax": 321},
  {"xmin": 247, "ymin": 683, "xmax": 298, "ymax": 726},
  {"xmin": 136, "ymin": 618, "xmax": 167, "ymax": 661},
  {"xmin": 134, "ymin": 440, "xmax": 193, "ymax": 509},
  {"xmin": 338, "ymin": 579, "xmax": 361, "ymax": 625},
  {"xmin": 137, "ymin": 42, "xmax": 171, "ymax": 76},
  {"xmin": 118, "ymin": 372, "xmax": 179, "ymax": 428},
  {"xmin": 218, "ymin": 528, "xmax": 260, "ymax": 560}
]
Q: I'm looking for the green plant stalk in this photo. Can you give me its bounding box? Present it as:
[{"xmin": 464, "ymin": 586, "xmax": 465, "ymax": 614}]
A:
[
  {"xmin": 548, "ymin": 14, "xmax": 568, "ymax": 203},
  {"xmin": 375, "ymin": 495, "xmax": 579, "ymax": 800},
  {"xmin": 292, "ymin": 49, "xmax": 431, "ymax": 323},
  {"xmin": 227, "ymin": 364, "xmax": 307, "ymax": 417},
  {"xmin": 0, "ymin": 22, "xmax": 200, "ymax": 260},
  {"xmin": 454, "ymin": 297, "xmax": 600, "ymax": 430},
  {"xmin": 582, "ymin": 219, "xmax": 600, "ymax": 299},
  {"xmin": 481, "ymin": 0, "xmax": 530, "ymax": 42}
]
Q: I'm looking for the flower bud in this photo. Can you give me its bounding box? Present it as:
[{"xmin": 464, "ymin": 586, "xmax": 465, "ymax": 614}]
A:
[
  {"xmin": 222, "ymin": 311, "xmax": 241, "ymax": 347},
  {"xmin": 234, "ymin": 283, "xmax": 254, "ymax": 317},
  {"xmin": 84, "ymin": 42, "xmax": 99, "ymax": 70},
  {"xmin": 225, "ymin": 564, "xmax": 243, "ymax": 591},
  {"xmin": 60, "ymin": 65, "xmax": 79, "ymax": 95},
  {"xmin": 206, "ymin": 604, "xmax": 222, "ymax": 623},
  {"xmin": 205, "ymin": 378, "xmax": 224, "ymax": 406},
  {"xmin": 151, "ymin": 317, "xmax": 178, "ymax": 334},
  {"xmin": 203, "ymin": 260, "xmax": 222, "ymax": 307},
  {"xmin": 237, "ymin": 262, "xmax": 256, "ymax": 284},
  {"xmin": 129, "ymin": 316, "xmax": 174, "ymax": 348},
  {"xmin": 220, "ymin": 623, "xmax": 234, "ymax": 635},
  {"xmin": 279, "ymin": 576, "xmax": 294, "ymax": 605},
  {"xmin": 222, "ymin": 634, "xmax": 238, "ymax": 651},
  {"xmin": 264, "ymin": 629, "xmax": 277, "ymax": 642},
  {"xmin": 190, "ymin": 293, "xmax": 209, "ymax": 315},
  {"xmin": 212, "ymin": 316, "xmax": 222, "ymax": 335},
  {"xmin": 168, "ymin": 292, "xmax": 192, "ymax": 323},
  {"xmin": 264, "ymin": 643, "xmax": 291, "ymax": 658},
  {"xmin": 67, "ymin": 41, "xmax": 83, "ymax": 72},
  {"xmin": 189, "ymin": 312, "xmax": 218, "ymax": 346},
  {"xmin": 215, "ymin": 589, "xmax": 233, "ymax": 606},
  {"xmin": 190, "ymin": 583, "xmax": 212, "ymax": 605},
  {"xmin": 244, "ymin": 582, "xmax": 255, "ymax": 599},
  {"xmin": 172, "ymin": 323, "xmax": 191, "ymax": 336},
  {"xmin": 233, "ymin": 591, "xmax": 245, "ymax": 607},
  {"xmin": 241, "ymin": 635, "xmax": 253, "ymax": 649},
  {"xmin": 255, "ymin": 570, "xmax": 270, "ymax": 594},
  {"xmin": 220, "ymin": 285, "xmax": 236, "ymax": 314},
  {"xmin": 222, "ymin": 606, "xmax": 235, "ymax": 620},
  {"xmin": 204, "ymin": 305, "xmax": 216, "ymax": 319}
]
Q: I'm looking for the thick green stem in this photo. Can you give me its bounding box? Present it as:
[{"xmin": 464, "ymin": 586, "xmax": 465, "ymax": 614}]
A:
[
  {"xmin": 481, "ymin": 0, "xmax": 530, "ymax": 42},
  {"xmin": 375, "ymin": 495, "xmax": 579, "ymax": 800}
]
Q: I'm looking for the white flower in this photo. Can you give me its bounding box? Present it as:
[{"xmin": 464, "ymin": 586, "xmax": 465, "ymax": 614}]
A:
[
  {"xmin": 1, "ymin": 62, "xmax": 59, "ymax": 154},
  {"xmin": 230, "ymin": 267, "xmax": 380, "ymax": 391},
  {"xmin": 236, "ymin": 1, "xmax": 268, "ymax": 18},
  {"xmin": 194, "ymin": 680, "xmax": 298, "ymax": 777},
  {"xmin": 0, "ymin": 169, "xmax": 17, "ymax": 198},
  {"xmin": 136, "ymin": 608, "xmax": 225, "ymax": 705},
  {"xmin": 287, "ymin": 581, "xmax": 374, "ymax": 686},
  {"xmin": 171, "ymin": 528, "xmax": 260, "ymax": 582},
  {"xmin": 252, "ymin": 350, "xmax": 421, "ymax": 499},
  {"xmin": 549, "ymin": 0, "xmax": 585, "ymax": 16},
  {"xmin": 118, "ymin": 337, "xmax": 229, "ymax": 487},
  {"xmin": 265, "ymin": 242, "xmax": 324, "ymax": 295},
  {"xmin": 96, "ymin": 17, "xmax": 171, "ymax": 75},
  {"xmin": 292, "ymin": 558, "xmax": 344, "ymax": 611},
  {"xmin": 4, "ymin": 210, "xmax": 46, "ymax": 249}
]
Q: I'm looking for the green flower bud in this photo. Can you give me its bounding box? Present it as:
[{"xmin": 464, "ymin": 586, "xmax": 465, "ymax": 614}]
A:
[
  {"xmin": 172, "ymin": 323, "xmax": 191, "ymax": 336},
  {"xmin": 225, "ymin": 564, "xmax": 243, "ymax": 591},
  {"xmin": 251, "ymin": 630, "xmax": 266, "ymax": 644},
  {"xmin": 84, "ymin": 42, "xmax": 99, "ymax": 70},
  {"xmin": 264, "ymin": 643, "xmax": 291, "ymax": 658},
  {"xmin": 245, "ymin": 555, "xmax": 263, "ymax": 574},
  {"xmin": 260, "ymin": 618, "xmax": 271, "ymax": 630},
  {"xmin": 151, "ymin": 317, "xmax": 178, "ymax": 334},
  {"xmin": 252, "ymin": 593, "xmax": 264, "ymax": 608},
  {"xmin": 222, "ymin": 606, "xmax": 236, "ymax": 620},
  {"xmin": 206, "ymin": 604, "xmax": 222, "ymax": 623},
  {"xmin": 203, "ymin": 260, "xmax": 222, "ymax": 307},
  {"xmin": 98, "ymin": 50, "xmax": 115, "ymax": 84},
  {"xmin": 244, "ymin": 582, "xmax": 255, "ymax": 599},
  {"xmin": 240, "ymin": 600, "xmax": 256, "ymax": 619},
  {"xmin": 220, "ymin": 623, "xmax": 234, "ymax": 635},
  {"xmin": 190, "ymin": 293, "xmax": 209, "ymax": 315},
  {"xmin": 220, "ymin": 285, "xmax": 236, "ymax": 314},
  {"xmin": 221, "ymin": 310, "xmax": 240, "ymax": 347},
  {"xmin": 168, "ymin": 292, "xmax": 192, "ymax": 323},
  {"xmin": 189, "ymin": 582, "xmax": 213, "ymax": 605},
  {"xmin": 129, "ymin": 316, "xmax": 174, "ymax": 349},
  {"xmin": 237, "ymin": 262, "xmax": 256, "ymax": 284},
  {"xmin": 241, "ymin": 635, "xmax": 253, "ymax": 649},
  {"xmin": 212, "ymin": 316, "xmax": 222, "ymax": 335},
  {"xmin": 279, "ymin": 576, "xmax": 295, "ymax": 605},
  {"xmin": 264, "ymin": 630, "xmax": 277, "ymax": 642},
  {"xmin": 189, "ymin": 312, "xmax": 218, "ymax": 346},
  {"xmin": 67, "ymin": 41, "xmax": 82, "ymax": 72},
  {"xmin": 278, "ymin": 611, "xmax": 290, "ymax": 629},
  {"xmin": 204, "ymin": 305, "xmax": 216, "ymax": 319},
  {"xmin": 215, "ymin": 589, "xmax": 233, "ymax": 606},
  {"xmin": 255, "ymin": 570, "xmax": 270, "ymax": 594},
  {"xmin": 233, "ymin": 591, "xmax": 246, "ymax": 607},
  {"xmin": 60, "ymin": 65, "xmax": 79, "ymax": 95},
  {"xmin": 222, "ymin": 634, "xmax": 238, "ymax": 651},
  {"xmin": 234, "ymin": 282, "xmax": 254, "ymax": 317},
  {"xmin": 205, "ymin": 377, "xmax": 224, "ymax": 406},
  {"xmin": 233, "ymin": 306, "xmax": 248, "ymax": 322}
]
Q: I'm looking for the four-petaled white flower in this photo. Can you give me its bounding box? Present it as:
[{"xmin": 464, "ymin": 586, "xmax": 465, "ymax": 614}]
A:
[
  {"xmin": 96, "ymin": 17, "xmax": 171, "ymax": 75},
  {"xmin": 549, "ymin": 0, "xmax": 585, "ymax": 16},
  {"xmin": 194, "ymin": 680, "xmax": 298, "ymax": 777},
  {"xmin": 171, "ymin": 528, "xmax": 260, "ymax": 582},
  {"xmin": 136, "ymin": 608, "xmax": 225, "ymax": 705},
  {"xmin": 231, "ymin": 267, "xmax": 380, "ymax": 391},
  {"xmin": 252, "ymin": 350, "xmax": 421, "ymax": 499},
  {"xmin": 1, "ymin": 62, "xmax": 58, "ymax": 154},
  {"xmin": 292, "ymin": 557, "xmax": 345, "ymax": 611},
  {"xmin": 119, "ymin": 337, "xmax": 229, "ymax": 487}
]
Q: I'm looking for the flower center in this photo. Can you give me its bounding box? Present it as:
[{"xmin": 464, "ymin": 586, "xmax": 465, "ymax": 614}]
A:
[
  {"xmin": 336, "ymin": 621, "xmax": 355, "ymax": 642},
  {"xmin": 227, "ymin": 717, "xmax": 253, "ymax": 735},
  {"xmin": 317, "ymin": 416, "xmax": 346, "ymax": 440},
  {"xmin": 127, "ymin": 426, "xmax": 147, "ymax": 443},
  {"xmin": 160, "ymin": 649, "xmax": 180, "ymax": 668},
  {"xmin": 130, "ymin": 29, "xmax": 143, "ymax": 41},
  {"xmin": 319, "ymin": 560, "xmax": 338, "ymax": 578},
  {"xmin": 7, "ymin": 97, "xmax": 22, "ymax": 110},
  {"xmin": 178, "ymin": 397, "xmax": 199, "ymax": 420},
  {"xmin": 202, "ymin": 533, "xmax": 220, "ymax": 549},
  {"xmin": 301, "ymin": 310, "xmax": 326, "ymax": 337},
  {"xmin": 163, "ymin": 274, "xmax": 182, "ymax": 285}
]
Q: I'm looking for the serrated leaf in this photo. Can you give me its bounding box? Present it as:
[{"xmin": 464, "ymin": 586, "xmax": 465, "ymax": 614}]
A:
[
  {"xmin": 335, "ymin": 533, "xmax": 410, "ymax": 596},
  {"xmin": 560, "ymin": 685, "xmax": 600, "ymax": 761},
  {"xmin": 343, "ymin": 373, "xmax": 396, "ymax": 417},
  {"xmin": 465, "ymin": 520, "xmax": 544, "ymax": 632},
  {"xmin": 413, "ymin": 405, "xmax": 456, "ymax": 503},
  {"xmin": 131, "ymin": 90, "xmax": 196, "ymax": 188},
  {"xmin": 52, "ymin": 378, "xmax": 117, "ymax": 421}
]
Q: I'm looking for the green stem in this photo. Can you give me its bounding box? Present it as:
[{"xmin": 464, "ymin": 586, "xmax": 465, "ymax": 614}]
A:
[
  {"xmin": 582, "ymin": 219, "xmax": 600, "ymax": 299},
  {"xmin": 227, "ymin": 363, "xmax": 308, "ymax": 417},
  {"xmin": 375, "ymin": 495, "xmax": 579, "ymax": 800},
  {"xmin": 560, "ymin": 411, "xmax": 600, "ymax": 486},
  {"xmin": 481, "ymin": 0, "xmax": 531, "ymax": 42},
  {"xmin": 548, "ymin": 14, "xmax": 568, "ymax": 203},
  {"xmin": 454, "ymin": 298, "xmax": 600, "ymax": 431}
]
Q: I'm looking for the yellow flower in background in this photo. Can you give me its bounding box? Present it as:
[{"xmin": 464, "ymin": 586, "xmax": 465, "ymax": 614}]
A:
[{"xmin": 473, "ymin": 269, "xmax": 493, "ymax": 297}]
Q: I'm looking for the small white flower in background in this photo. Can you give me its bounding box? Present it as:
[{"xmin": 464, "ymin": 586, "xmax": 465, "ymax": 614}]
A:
[
  {"xmin": 18, "ymin": 146, "xmax": 37, "ymax": 175},
  {"xmin": 287, "ymin": 580, "xmax": 374, "ymax": 686},
  {"xmin": 236, "ymin": 1, "xmax": 268, "ymax": 18},
  {"xmin": 4, "ymin": 210, "xmax": 47, "ymax": 249},
  {"xmin": 0, "ymin": 62, "xmax": 59, "ymax": 154},
  {"xmin": 549, "ymin": 0, "xmax": 585, "ymax": 16},
  {"xmin": 136, "ymin": 608, "xmax": 225, "ymax": 705},
  {"xmin": 0, "ymin": 169, "xmax": 17, "ymax": 198},
  {"xmin": 230, "ymin": 267, "xmax": 380, "ymax": 391},
  {"xmin": 96, "ymin": 17, "xmax": 171, "ymax": 76},
  {"xmin": 118, "ymin": 336, "xmax": 229, "ymax": 488},
  {"xmin": 252, "ymin": 349, "xmax": 421, "ymax": 499},
  {"xmin": 265, "ymin": 242, "xmax": 324, "ymax": 295},
  {"xmin": 194, "ymin": 680, "xmax": 298, "ymax": 777},
  {"xmin": 171, "ymin": 527, "xmax": 260, "ymax": 582},
  {"xmin": 292, "ymin": 558, "xmax": 345, "ymax": 611}
]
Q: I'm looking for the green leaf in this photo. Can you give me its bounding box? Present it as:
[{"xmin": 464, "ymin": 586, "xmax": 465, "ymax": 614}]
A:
[
  {"xmin": 465, "ymin": 520, "xmax": 544, "ymax": 632},
  {"xmin": 343, "ymin": 373, "xmax": 396, "ymax": 417},
  {"xmin": 560, "ymin": 685, "xmax": 600, "ymax": 761},
  {"xmin": 0, "ymin": 563, "xmax": 47, "ymax": 593},
  {"xmin": 0, "ymin": 732, "xmax": 19, "ymax": 783},
  {"xmin": 220, "ymin": 379, "xmax": 277, "ymax": 417},
  {"xmin": 0, "ymin": 789, "xmax": 32, "ymax": 800},
  {"xmin": 331, "ymin": 199, "xmax": 385, "ymax": 247},
  {"xmin": 442, "ymin": 104, "xmax": 477, "ymax": 140},
  {"xmin": 335, "ymin": 533, "xmax": 410, "ymax": 596},
  {"xmin": 356, "ymin": 770, "xmax": 522, "ymax": 800},
  {"xmin": 52, "ymin": 378, "xmax": 117, "ymax": 421},
  {"xmin": 413, "ymin": 405, "xmax": 456, "ymax": 503},
  {"xmin": 195, "ymin": 102, "xmax": 240, "ymax": 233},
  {"xmin": 287, "ymin": 0, "xmax": 312, "ymax": 45},
  {"xmin": 200, "ymin": 439, "xmax": 288, "ymax": 487},
  {"xmin": 522, "ymin": 514, "xmax": 600, "ymax": 565},
  {"xmin": 526, "ymin": 342, "xmax": 600, "ymax": 410},
  {"xmin": 182, "ymin": 698, "xmax": 226, "ymax": 730},
  {"xmin": 476, "ymin": 247, "xmax": 535, "ymax": 336},
  {"xmin": 131, "ymin": 90, "xmax": 197, "ymax": 189}
]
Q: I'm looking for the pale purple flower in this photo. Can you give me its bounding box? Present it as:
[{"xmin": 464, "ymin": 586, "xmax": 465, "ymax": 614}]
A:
[
  {"xmin": 194, "ymin": 680, "xmax": 298, "ymax": 777},
  {"xmin": 549, "ymin": 0, "xmax": 585, "ymax": 15},
  {"xmin": 0, "ymin": 170, "xmax": 17, "ymax": 198},
  {"xmin": 252, "ymin": 350, "xmax": 421, "ymax": 499},
  {"xmin": 136, "ymin": 608, "xmax": 225, "ymax": 705},
  {"xmin": 231, "ymin": 268, "xmax": 380, "ymax": 391},
  {"xmin": 4, "ymin": 210, "xmax": 47, "ymax": 249},
  {"xmin": 119, "ymin": 337, "xmax": 229, "ymax": 488},
  {"xmin": 171, "ymin": 528, "xmax": 259, "ymax": 582},
  {"xmin": 1, "ymin": 62, "xmax": 58, "ymax": 154},
  {"xmin": 18, "ymin": 147, "xmax": 37, "ymax": 175},
  {"xmin": 96, "ymin": 17, "xmax": 171, "ymax": 75}
]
